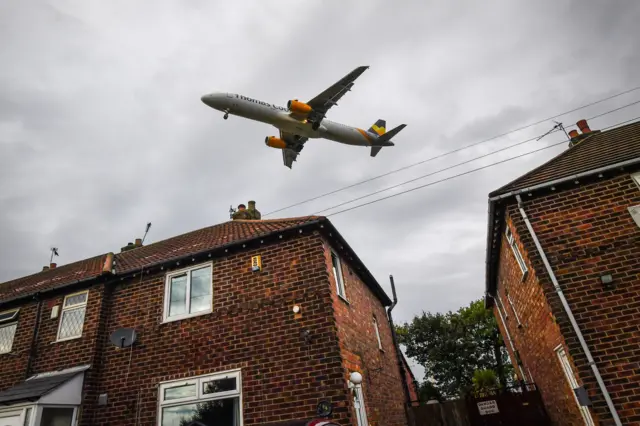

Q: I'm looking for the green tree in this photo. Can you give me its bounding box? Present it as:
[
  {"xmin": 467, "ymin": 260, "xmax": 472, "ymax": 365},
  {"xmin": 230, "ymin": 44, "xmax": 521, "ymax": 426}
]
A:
[
  {"xmin": 397, "ymin": 299, "xmax": 513, "ymax": 399},
  {"xmin": 472, "ymin": 369, "xmax": 499, "ymax": 394}
]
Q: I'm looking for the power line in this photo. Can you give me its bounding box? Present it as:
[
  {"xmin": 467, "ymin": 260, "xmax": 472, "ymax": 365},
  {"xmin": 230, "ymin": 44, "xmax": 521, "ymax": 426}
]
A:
[
  {"xmin": 263, "ymin": 85, "xmax": 640, "ymax": 217},
  {"xmin": 313, "ymin": 100, "xmax": 640, "ymax": 214},
  {"xmin": 323, "ymin": 116, "xmax": 639, "ymax": 218}
]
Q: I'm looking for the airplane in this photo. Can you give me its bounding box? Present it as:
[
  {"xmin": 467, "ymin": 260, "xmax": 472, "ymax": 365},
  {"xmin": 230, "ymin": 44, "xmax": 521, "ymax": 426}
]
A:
[{"xmin": 200, "ymin": 65, "xmax": 407, "ymax": 169}]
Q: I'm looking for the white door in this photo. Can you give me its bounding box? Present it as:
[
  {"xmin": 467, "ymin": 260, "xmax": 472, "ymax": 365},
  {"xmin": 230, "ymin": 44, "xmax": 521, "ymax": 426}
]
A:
[{"xmin": 556, "ymin": 346, "xmax": 595, "ymax": 426}]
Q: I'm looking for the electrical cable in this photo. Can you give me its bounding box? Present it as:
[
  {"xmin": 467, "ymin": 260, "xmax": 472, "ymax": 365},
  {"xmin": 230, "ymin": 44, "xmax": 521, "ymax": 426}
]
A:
[
  {"xmin": 322, "ymin": 116, "xmax": 640, "ymax": 218},
  {"xmin": 262, "ymin": 85, "xmax": 640, "ymax": 217},
  {"xmin": 312, "ymin": 100, "xmax": 640, "ymax": 214}
]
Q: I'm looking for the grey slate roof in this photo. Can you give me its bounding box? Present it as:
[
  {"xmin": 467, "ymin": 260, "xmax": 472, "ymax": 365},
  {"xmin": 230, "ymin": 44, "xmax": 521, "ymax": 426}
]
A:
[{"xmin": 0, "ymin": 371, "xmax": 79, "ymax": 405}]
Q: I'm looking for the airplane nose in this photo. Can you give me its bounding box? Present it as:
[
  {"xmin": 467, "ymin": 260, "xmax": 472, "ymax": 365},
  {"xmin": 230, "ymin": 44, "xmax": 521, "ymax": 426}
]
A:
[{"xmin": 201, "ymin": 92, "xmax": 225, "ymax": 109}]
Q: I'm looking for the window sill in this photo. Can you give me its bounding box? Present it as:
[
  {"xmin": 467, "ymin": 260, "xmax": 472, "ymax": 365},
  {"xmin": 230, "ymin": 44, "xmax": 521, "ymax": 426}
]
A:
[
  {"xmin": 162, "ymin": 309, "xmax": 212, "ymax": 324},
  {"xmin": 338, "ymin": 295, "xmax": 350, "ymax": 306},
  {"xmin": 53, "ymin": 335, "xmax": 82, "ymax": 344}
]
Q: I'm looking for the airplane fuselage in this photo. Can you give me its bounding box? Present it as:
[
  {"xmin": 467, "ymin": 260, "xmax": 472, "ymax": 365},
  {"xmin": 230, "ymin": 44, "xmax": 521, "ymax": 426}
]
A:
[{"xmin": 201, "ymin": 92, "xmax": 380, "ymax": 146}]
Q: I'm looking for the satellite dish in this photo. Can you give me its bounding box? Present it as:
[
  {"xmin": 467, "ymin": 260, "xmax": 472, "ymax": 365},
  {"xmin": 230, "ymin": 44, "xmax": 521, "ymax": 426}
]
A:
[{"xmin": 109, "ymin": 328, "xmax": 137, "ymax": 348}]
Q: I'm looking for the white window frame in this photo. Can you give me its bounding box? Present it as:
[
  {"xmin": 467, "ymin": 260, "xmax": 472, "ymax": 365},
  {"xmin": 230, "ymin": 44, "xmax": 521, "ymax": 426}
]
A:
[
  {"xmin": 0, "ymin": 308, "xmax": 19, "ymax": 354},
  {"xmin": 162, "ymin": 262, "xmax": 213, "ymax": 323},
  {"xmin": 506, "ymin": 293, "xmax": 523, "ymax": 328},
  {"xmin": 631, "ymin": 171, "xmax": 640, "ymax": 189},
  {"xmin": 555, "ymin": 345, "xmax": 595, "ymax": 426},
  {"xmin": 349, "ymin": 380, "xmax": 369, "ymax": 426},
  {"xmin": 157, "ymin": 369, "xmax": 243, "ymax": 426},
  {"xmin": 56, "ymin": 291, "xmax": 88, "ymax": 342},
  {"xmin": 373, "ymin": 316, "xmax": 383, "ymax": 350},
  {"xmin": 505, "ymin": 226, "xmax": 529, "ymax": 280},
  {"xmin": 330, "ymin": 250, "xmax": 347, "ymax": 300}
]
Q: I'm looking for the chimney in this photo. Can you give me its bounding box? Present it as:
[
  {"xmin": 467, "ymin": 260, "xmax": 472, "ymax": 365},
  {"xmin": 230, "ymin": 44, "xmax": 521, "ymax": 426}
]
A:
[
  {"xmin": 50, "ymin": 262, "xmax": 57, "ymax": 269},
  {"xmin": 247, "ymin": 200, "xmax": 261, "ymax": 220},
  {"xmin": 42, "ymin": 266, "xmax": 50, "ymax": 271},
  {"xmin": 568, "ymin": 129, "xmax": 579, "ymax": 139},
  {"xmin": 120, "ymin": 242, "xmax": 136, "ymax": 253},
  {"xmin": 135, "ymin": 238, "xmax": 143, "ymax": 247},
  {"xmin": 577, "ymin": 119, "xmax": 591, "ymax": 134}
]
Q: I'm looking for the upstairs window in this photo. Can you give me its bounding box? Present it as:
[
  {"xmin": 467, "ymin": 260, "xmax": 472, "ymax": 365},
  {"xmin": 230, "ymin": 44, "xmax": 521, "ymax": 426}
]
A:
[
  {"xmin": 57, "ymin": 291, "xmax": 88, "ymax": 341},
  {"xmin": 505, "ymin": 226, "xmax": 529, "ymax": 280},
  {"xmin": 0, "ymin": 308, "xmax": 19, "ymax": 354},
  {"xmin": 331, "ymin": 250, "xmax": 347, "ymax": 300},
  {"xmin": 163, "ymin": 263, "xmax": 213, "ymax": 322}
]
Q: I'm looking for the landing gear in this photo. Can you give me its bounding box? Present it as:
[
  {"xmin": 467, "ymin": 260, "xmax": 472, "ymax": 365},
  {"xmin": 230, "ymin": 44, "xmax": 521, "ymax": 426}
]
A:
[{"xmin": 223, "ymin": 109, "xmax": 230, "ymax": 120}]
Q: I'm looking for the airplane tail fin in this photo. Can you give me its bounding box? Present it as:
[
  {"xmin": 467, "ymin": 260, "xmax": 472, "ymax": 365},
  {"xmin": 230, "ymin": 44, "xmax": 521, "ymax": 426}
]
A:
[
  {"xmin": 370, "ymin": 122, "xmax": 406, "ymax": 157},
  {"xmin": 368, "ymin": 119, "xmax": 386, "ymax": 136}
]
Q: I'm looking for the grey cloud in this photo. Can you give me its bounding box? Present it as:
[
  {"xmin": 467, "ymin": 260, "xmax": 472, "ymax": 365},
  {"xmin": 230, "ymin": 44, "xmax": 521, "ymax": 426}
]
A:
[{"xmin": 2, "ymin": 0, "xmax": 640, "ymax": 382}]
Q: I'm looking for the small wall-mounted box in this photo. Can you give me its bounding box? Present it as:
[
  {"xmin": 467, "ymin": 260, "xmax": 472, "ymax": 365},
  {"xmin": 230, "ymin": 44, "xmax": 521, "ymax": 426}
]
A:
[
  {"xmin": 251, "ymin": 255, "xmax": 262, "ymax": 272},
  {"xmin": 50, "ymin": 305, "xmax": 59, "ymax": 319}
]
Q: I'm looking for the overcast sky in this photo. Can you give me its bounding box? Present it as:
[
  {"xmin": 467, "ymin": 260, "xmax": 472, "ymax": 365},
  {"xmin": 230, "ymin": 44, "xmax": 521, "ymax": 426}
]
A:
[{"xmin": 1, "ymin": 0, "xmax": 639, "ymax": 381}]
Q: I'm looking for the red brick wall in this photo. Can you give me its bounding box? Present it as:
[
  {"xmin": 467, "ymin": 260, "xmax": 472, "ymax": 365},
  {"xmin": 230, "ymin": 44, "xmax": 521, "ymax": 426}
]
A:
[
  {"xmin": 500, "ymin": 171, "xmax": 640, "ymax": 425},
  {"xmin": 87, "ymin": 232, "xmax": 350, "ymax": 426},
  {"xmin": 494, "ymin": 216, "xmax": 592, "ymax": 425},
  {"xmin": 323, "ymin": 239, "xmax": 408, "ymax": 426}
]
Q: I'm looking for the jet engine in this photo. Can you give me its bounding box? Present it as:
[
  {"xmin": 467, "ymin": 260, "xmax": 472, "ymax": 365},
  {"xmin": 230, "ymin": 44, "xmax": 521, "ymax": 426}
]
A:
[
  {"xmin": 287, "ymin": 99, "xmax": 312, "ymax": 115},
  {"xmin": 265, "ymin": 136, "xmax": 287, "ymax": 149}
]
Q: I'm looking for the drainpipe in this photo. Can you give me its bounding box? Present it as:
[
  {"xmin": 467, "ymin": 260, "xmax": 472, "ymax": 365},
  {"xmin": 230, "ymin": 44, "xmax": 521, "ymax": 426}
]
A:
[
  {"xmin": 25, "ymin": 292, "xmax": 43, "ymax": 379},
  {"xmin": 387, "ymin": 275, "xmax": 414, "ymax": 425},
  {"xmin": 515, "ymin": 194, "xmax": 621, "ymax": 426}
]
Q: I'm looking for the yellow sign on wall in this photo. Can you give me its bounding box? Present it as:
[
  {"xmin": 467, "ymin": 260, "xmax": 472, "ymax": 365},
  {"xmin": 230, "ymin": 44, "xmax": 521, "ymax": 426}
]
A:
[{"xmin": 251, "ymin": 255, "xmax": 262, "ymax": 272}]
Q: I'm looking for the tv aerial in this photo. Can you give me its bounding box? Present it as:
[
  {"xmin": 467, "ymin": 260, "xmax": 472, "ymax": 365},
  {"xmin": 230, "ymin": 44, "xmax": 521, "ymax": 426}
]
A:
[{"xmin": 109, "ymin": 328, "xmax": 137, "ymax": 349}]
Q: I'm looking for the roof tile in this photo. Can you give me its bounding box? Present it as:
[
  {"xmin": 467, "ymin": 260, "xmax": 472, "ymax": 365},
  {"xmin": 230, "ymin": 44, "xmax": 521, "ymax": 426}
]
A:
[
  {"xmin": 0, "ymin": 255, "xmax": 109, "ymax": 303},
  {"xmin": 114, "ymin": 216, "xmax": 324, "ymax": 274},
  {"xmin": 491, "ymin": 120, "xmax": 640, "ymax": 196}
]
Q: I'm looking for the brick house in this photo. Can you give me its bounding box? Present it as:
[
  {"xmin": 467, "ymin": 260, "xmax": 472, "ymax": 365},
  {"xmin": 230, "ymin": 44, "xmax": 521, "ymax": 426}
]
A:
[
  {"xmin": 0, "ymin": 214, "xmax": 416, "ymax": 426},
  {"xmin": 484, "ymin": 119, "xmax": 640, "ymax": 425}
]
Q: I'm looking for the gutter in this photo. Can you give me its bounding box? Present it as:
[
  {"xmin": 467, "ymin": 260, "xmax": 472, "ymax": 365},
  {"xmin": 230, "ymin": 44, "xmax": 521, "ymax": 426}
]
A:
[
  {"xmin": 485, "ymin": 156, "xmax": 640, "ymax": 301},
  {"xmin": 24, "ymin": 292, "xmax": 43, "ymax": 380},
  {"xmin": 387, "ymin": 275, "xmax": 413, "ymax": 424},
  {"xmin": 515, "ymin": 194, "xmax": 622, "ymax": 426}
]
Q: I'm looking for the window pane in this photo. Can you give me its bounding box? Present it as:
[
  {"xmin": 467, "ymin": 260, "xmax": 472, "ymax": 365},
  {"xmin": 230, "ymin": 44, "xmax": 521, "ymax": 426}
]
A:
[
  {"xmin": 0, "ymin": 310, "xmax": 18, "ymax": 322},
  {"xmin": 58, "ymin": 307, "xmax": 85, "ymax": 339},
  {"xmin": 164, "ymin": 383, "xmax": 196, "ymax": 401},
  {"xmin": 23, "ymin": 407, "xmax": 32, "ymax": 426},
  {"xmin": 169, "ymin": 275, "xmax": 188, "ymax": 317},
  {"xmin": 190, "ymin": 267, "xmax": 211, "ymax": 313},
  {"xmin": 203, "ymin": 377, "xmax": 236, "ymax": 395},
  {"xmin": 64, "ymin": 293, "xmax": 87, "ymax": 307},
  {"xmin": 0, "ymin": 323, "xmax": 17, "ymax": 353},
  {"xmin": 40, "ymin": 407, "xmax": 74, "ymax": 426},
  {"xmin": 161, "ymin": 398, "xmax": 238, "ymax": 426}
]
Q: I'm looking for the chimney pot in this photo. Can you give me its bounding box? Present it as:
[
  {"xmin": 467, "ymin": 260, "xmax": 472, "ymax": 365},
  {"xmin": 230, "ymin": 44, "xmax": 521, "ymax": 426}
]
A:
[
  {"xmin": 568, "ymin": 129, "xmax": 580, "ymax": 139},
  {"xmin": 50, "ymin": 262, "xmax": 57, "ymax": 269},
  {"xmin": 577, "ymin": 119, "xmax": 591, "ymax": 134},
  {"xmin": 43, "ymin": 266, "xmax": 50, "ymax": 271},
  {"xmin": 135, "ymin": 238, "xmax": 142, "ymax": 247}
]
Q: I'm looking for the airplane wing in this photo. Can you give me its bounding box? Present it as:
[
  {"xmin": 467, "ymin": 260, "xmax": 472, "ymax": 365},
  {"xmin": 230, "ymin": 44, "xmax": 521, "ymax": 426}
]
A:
[
  {"xmin": 279, "ymin": 130, "xmax": 308, "ymax": 169},
  {"xmin": 305, "ymin": 65, "xmax": 369, "ymax": 117}
]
